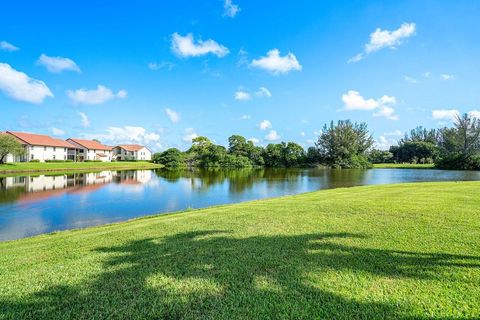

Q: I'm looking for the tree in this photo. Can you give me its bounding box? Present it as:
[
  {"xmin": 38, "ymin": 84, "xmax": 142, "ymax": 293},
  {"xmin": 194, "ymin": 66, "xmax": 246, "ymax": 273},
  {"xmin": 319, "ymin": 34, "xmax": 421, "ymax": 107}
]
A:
[
  {"xmin": 390, "ymin": 141, "xmax": 438, "ymax": 164},
  {"xmin": 400, "ymin": 126, "xmax": 438, "ymax": 145},
  {"xmin": 315, "ymin": 120, "xmax": 374, "ymax": 168},
  {"xmin": 0, "ymin": 134, "xmax": 25, "ymax": 164},
  {"xmin": 282, "ymin": 142, "xmax": 306, "ymax": 167},
  {"xmin": 228, "ymin": 135, "xmax": 250, "ymax": 158},
  {"xmin": 367, "ymin": 149, "xmax": 394, "ymax": 164},
  {"xmin": 153, "ymin": 148, "xmax": 185, "ymax": 169}
]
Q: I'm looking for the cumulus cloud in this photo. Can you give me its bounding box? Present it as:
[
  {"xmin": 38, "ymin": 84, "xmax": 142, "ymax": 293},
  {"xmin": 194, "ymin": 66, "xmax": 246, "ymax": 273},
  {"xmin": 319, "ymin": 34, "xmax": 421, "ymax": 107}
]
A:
[
  {"xmin": 85, "ymin": 126, "xmax": 160, "ymax": 147},
  {"xmin": 251, "ymin": 49, "xmax": 302, "ymax": 75},
  {"xmin": 67, "ymin": 85, "xmax": 127, "ymax": 105},
  {"xmin": 234, "ymin": 90, "xmax": 251, "ymax": 101},
  {"xmin": 77, "ymin": 111, "xmax": 90, "ymax": 128},
  {"xmin": 469, "ymin": 110, "xmax": 480, "ymax": 119},
  {"xmin": 223, "ymin": 0, "xmax": 240, "ymax": 18},
  {"xmin": 432, "ymin": 109, "xmax": 460, "ymax": 121},
  {"xmin": 265, "ymin": 130, "xmax": 280, "ymax": 141},
  {"xmin": 165, "ymin": 108, "xmax": 181, "ymax": 123},
  {"xmin": 255, "ymin": 86, "xmax": 272, "ymax": 97},
  {"xmin": 37, "ymin": 54, "xmax": 80, "ymax": 73},
  {"xmin": 349, "ymin": 22, "xmax": 416, "ymax": 63},
  {"xmin": 342, "ymin": 90, "xmax": 399, "ymax": 120},
  {"xmin": 239, "ymin": 114, "xmax": 251, "ymax": 120},
  {"xmin": 0, "ymin": 41, "xmax": 19, "ymax": 52},
  {"xmin": 50, "ymin": 127, "xmax": 65, "ymax": 136},
  {"xmin": 183, "ymin": 128, "xmax": 198, "ymax": 143},
  {"xmin": 0, "ymin": 63, "xmax": 53, "ymax": 104},
  {"xmin": 258, "ymin": 120, "xmax": 272, "ymax": 130},
  {"xmin": 248, "ymin": 138, "xmax": 260, "ymax": 144},
  {"xmin": 171, "ymin": 33, "xmax": 229, "ymax": 58}
]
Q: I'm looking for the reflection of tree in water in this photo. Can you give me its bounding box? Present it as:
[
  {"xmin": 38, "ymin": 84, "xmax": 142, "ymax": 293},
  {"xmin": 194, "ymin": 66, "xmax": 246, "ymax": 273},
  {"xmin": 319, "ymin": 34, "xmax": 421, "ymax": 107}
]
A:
[
  {"xmin": 155, "ymin": 168, "xmax": 372, "ymax": 195},
  {"xmin": 2, "ymin": 231, "xmax": 478, "ymax": 319}
]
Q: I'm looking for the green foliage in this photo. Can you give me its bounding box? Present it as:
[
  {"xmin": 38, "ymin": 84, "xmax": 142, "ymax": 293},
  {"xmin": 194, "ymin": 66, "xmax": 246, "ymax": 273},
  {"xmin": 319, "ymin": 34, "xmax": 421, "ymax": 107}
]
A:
[
  {"xmin": 29, "ymin": 159, "xmax": 40, "ymax": 163},
  {"xmin": 45, "ymin": 160, "xmax": 74, "ymax": 163},
  {"xmin": 84, "ymin": 160, "xmax": 102, "ymax": 162},
  {"xmin": 153, "ymin": 148, "xmax": 185, "ymax": 169},
  {"xmin": 367, "ymin": 149, "xmax": 394, "ymax": 164},
  {"xmin": 390, "ymin": 141, "xmax": 438, "ymax": 164},
  {"xmin": 316, "ymin": 120, "xmax": 374, "ymax": 168},
  {"xmin": 0, "ymin": 135, "xmax": 25, "ymax": 164}
]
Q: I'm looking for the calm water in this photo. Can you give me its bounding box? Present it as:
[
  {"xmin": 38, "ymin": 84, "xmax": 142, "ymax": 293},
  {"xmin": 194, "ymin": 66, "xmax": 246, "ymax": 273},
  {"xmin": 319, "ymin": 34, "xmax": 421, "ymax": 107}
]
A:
[{"xmin": 1, "ymin": 168, "xmax": 479, "ymax": 241}]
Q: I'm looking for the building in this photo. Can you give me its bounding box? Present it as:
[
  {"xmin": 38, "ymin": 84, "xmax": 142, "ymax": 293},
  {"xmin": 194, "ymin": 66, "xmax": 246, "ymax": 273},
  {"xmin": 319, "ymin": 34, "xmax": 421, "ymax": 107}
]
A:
[
  {"xmin": 112, "ymin": 145, "xmax": 152, "ymax": 161},
  {"xmin": 4, "ymin": 131, "xmax": 76, "ymax": 163},
  {"xmin": 66, "ymin": 138, "xmax": 113, "ymax": 162}
]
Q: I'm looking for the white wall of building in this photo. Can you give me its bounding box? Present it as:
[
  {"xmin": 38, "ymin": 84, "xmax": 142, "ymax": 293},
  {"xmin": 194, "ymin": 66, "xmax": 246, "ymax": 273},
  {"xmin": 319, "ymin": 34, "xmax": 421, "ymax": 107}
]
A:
[{"xmin": 113, "ymin": 147, "xmax": 152, "ymax": 161}]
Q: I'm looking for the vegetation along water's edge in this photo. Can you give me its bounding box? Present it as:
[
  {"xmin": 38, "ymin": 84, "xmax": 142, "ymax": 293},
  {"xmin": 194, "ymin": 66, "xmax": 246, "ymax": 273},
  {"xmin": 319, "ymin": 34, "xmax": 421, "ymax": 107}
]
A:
[
  {"xmin": 0, "ymin": 161, "xmax": 162, "ymax": 174},
  {"xmin": 1, "ymin": 181, "xmax": 479, "ymax": 319}
]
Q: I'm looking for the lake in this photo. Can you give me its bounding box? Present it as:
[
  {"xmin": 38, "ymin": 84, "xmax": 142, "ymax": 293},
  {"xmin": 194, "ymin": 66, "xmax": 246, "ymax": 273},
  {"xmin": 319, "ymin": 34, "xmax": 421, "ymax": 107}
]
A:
[{"xmin": 1, "ymin": 168, "xmax": 479, "ymax": 241}]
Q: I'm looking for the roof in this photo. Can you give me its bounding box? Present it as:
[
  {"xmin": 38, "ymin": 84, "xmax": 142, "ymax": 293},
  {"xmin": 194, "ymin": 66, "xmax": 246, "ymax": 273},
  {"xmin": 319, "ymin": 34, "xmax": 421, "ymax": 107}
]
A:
[
  {"xmin": 7, "ymin": 131, "xmax": 75, "ymax": 148},
  {"xmin": 115, "ymin": 144, "xmax": 148, "ymax": 152},
  {"xmin": 67, "ymin": 138, "xmax": 112, "ymax": 151}
]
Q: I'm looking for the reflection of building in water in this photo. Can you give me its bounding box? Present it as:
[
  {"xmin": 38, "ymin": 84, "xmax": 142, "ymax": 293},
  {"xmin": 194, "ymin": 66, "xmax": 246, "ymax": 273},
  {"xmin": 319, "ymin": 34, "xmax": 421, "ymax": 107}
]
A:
[
  {"xmin": 3, "ymin": 170, "xmax": 152, "ymax": 196},
  {"xmin": 113, "ymin": 170, "xmax": 152, "ymax": 185}
]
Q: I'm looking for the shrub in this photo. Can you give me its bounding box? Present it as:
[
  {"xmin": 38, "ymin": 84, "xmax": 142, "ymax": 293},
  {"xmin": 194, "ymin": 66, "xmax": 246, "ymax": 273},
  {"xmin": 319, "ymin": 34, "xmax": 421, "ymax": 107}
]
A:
[
  {"xmin": 45, "ymin": 160, "xmax": 74, "ymax": 163},
  {"xmin": 435, "ymin": 153, "xmax": 480, "ymax": 170},
  {"xmin": 29, "ymin": 159, "xmax": 40, "ymax": 162},
  {"xmin": 84, "ymin": 160, "xmax": 102, "ymax": 162}
]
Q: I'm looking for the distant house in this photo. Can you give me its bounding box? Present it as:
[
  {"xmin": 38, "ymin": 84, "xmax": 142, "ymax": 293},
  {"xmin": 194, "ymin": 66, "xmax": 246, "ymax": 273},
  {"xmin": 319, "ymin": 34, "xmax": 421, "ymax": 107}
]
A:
[
  {"xmin": 112, "ymin": 145, "xmax": 152, "ymax": 161},
  {"xmin": 4, "ymin": 131, "xmax": 76, "ymax": 163},
  {"xmin": 66, "ymin": 138, "xmax": 113, "ymax": 162}
]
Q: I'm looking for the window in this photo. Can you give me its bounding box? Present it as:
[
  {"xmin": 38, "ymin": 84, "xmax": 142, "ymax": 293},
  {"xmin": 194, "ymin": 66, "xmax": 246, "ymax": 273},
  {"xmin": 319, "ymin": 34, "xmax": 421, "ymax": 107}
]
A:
[
  {"xmin": 64, "ymin": 155, "xmax": 66, "ymax": 160},
  {"xmin": 31, "ymin": 154, "xmax": 34, "ymax": 160},
  {"xmin": 44, "ymin": 146, "xmax": 47, "ymax": 151},
  {"xmin": 64, "ymin": 148, "xmax": 66, "ymax": 152},
  {"xmin": 53, "ymin": 155, "xmax": 56, "ymax": 160},
  {"xmin": 53, "ymin": 147, "xmax": 56, "ymax": 151}
]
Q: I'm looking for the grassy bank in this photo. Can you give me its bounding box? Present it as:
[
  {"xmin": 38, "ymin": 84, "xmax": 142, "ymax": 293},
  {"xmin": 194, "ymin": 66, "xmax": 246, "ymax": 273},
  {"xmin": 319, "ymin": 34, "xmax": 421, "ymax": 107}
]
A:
[
  {"xmin": 1, "ymin": 182, "xmax": 479, "ymax": 319},
  {"xmin": 0, "ymin": 161, "xmax": 162, "ymax": 174},
  {"xmin": 373, "ymin": 163, "xmax": 435, "ymax": 169}
]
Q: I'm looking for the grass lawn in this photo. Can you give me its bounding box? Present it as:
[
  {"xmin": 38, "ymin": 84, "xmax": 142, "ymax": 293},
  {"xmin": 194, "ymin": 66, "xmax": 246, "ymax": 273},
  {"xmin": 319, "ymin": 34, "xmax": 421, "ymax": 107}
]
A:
[
  {"xmin": 0, "ymin": 182, "xmax": 479, "ymax": 319},
  {"xmin": 0, "ymin": 161, "xmax": 162, "ymax": 174},
  {"xmin": 373, "ymin": 163, "xmax": 435, "ymax": 169}
]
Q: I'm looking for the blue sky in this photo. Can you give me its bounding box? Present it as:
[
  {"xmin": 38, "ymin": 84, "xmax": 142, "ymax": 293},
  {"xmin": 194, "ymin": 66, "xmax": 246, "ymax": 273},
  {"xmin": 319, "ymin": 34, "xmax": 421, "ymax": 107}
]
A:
[{"xmin": 1, "ymin": 0, "xmax": 480, "ymax": 151}]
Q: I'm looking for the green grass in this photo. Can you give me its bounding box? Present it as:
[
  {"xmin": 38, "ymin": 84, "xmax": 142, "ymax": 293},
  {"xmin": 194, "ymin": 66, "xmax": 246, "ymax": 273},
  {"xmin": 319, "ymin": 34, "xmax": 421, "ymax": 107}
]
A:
[
  {"xmin": 373, "ymin": 163, "xmax": 435, "ymax": 169},
  {"xmin": 0, "ymin": 161, "xmax": 162, "ymax": 174},
  {"xmin": 1, "ymin": 182, "xmax": 479, "ymax": 319}
]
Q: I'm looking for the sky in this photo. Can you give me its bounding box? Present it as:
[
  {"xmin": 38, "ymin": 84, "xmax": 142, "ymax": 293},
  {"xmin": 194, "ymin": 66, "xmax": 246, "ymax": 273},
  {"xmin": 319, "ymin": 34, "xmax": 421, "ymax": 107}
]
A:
[{"xmin": 1, "ymin": 0, "xmax": 480, "ymax": 151}]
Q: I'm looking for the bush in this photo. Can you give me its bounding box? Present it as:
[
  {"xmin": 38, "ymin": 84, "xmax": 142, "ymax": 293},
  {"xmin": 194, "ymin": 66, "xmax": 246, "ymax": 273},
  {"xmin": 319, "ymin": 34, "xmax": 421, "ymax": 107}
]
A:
[
  {"xmin": 435, "ymin": 153, "xmax": 480, "ymax": 170},
  {"xmin": 331, "ymin": 155, "xmax": 372, "ymax": 169},
  {"xmin": 45, "ymin": 160, "xmax": 74, "ymax": 163},
  {"xmin": 84, "ymin": 160, "xmax": 102, "ymax": 162},
  {"xmin": 29, "ymin": 159, "xmax": 40, "ymax": 162}
]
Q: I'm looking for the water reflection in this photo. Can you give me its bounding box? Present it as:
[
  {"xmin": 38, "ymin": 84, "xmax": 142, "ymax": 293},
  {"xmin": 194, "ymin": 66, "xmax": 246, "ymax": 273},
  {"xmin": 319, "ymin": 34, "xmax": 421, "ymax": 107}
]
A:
[{"xmin": 1, "ymin": 168, "xmax": 479, "ymax": 241}]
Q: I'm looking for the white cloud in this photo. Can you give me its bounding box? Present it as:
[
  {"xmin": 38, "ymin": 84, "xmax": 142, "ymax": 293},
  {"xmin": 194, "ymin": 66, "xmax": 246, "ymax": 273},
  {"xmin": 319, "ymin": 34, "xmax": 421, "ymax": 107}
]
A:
[
  {"xmin": 403, "ymin": 75, "xmax": 418, "ymax": 84},
  {"xmin": 183, "ymin": 128, "xmax": 198, "ymax": 143},
  {"xmin": 0, "ymin": 41, "xmax": 19, "ymax": 52},
  {"xmin": 258, "ymin": 120, "xmax": 272, "ymax": 130},
  {"xmin": 67, "ymin": 85, "xmax": 127, "ymax": 105},
  {"xmin": 251, "ymin": 49, "xmax": 302, "ymax": 75},
  {"xmin": 342, "ymin": 90, "xmax": 399, "ymax": 120},
  {"xmin": 85, "ymin": 126, "xmax": 160, "ymax": 146},
  {"xmin": 171, "ymin": 33, "xmax": 229, "ymax": 58},
  {"xmin": 469, "ymin": 110, "xmax": 480, "ymax": 119},
  {"xmin": 248, "ymin": 138, "xmax": 260, "ymax": 144},
  {"xmin": 239, "ymin": 114, "xmax": 251, "ymax": 120},
  {"xmin": 148, "ymin": 61, "xmax": 175, "ymax": 71},
  {"xmin": 440, "ymin": 74, "xmax": 454, "ymax": 81},
  {"xmin": 235, "ymin": 90, "xmax": 251, "ymax": 101},
  {"xmin": 0, "ymin": 63, "xmax": 53, "ymax": 104},
  {"xmin": 423, "ymin": 71, "xmax": 431, "ymax": 78},
  {"xmin": 77, "ymin": 111, "xmax": 90, "ymax": 128},
  {"xmin": 50, "ymin": 127, "xmax": 65, "ymax": 136},
  {"xmin": 432, "ymin": 109, "xmax": 460, "ymax": 121},
  {"xmin": 349, "ymin": 22, "xmax": 416, "ymax": 63},
  {"xmin": 37, "ymin": 54, "xmax": 80, "ymax": 73},
  {"xmin": 223, "ymin": 0, "xmax": 240, "ymax": 18},
  {"xmin": 264, "ymin": 130, "xmax": 280, "ymax": 141},
  {"xmin": 255, "ymin": 86, "xmax": 272, "ymax": 97},
  {"xmin": 165, "ymin": 108, "xmax": 181, "ymax": 123}
]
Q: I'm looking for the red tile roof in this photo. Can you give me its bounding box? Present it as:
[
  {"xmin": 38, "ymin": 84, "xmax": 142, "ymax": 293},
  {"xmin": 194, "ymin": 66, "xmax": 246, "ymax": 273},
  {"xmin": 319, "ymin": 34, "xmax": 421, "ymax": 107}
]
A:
[
  {"xmin": 67, "ymin": 138, "xmax": 112, "ymax": 151},
  {"xmin": 7, "ymin": 131, "xmax": 75, "ymax": 148},
  {"xmin": 116, "ymin": 144, "xmax": 147, "ymax": 152}
]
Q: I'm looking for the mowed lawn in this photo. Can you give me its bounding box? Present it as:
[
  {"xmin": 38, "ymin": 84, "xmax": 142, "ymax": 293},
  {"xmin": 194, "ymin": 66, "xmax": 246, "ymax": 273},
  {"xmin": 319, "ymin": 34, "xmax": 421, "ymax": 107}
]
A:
[
  {"xmin": 0, "ymin": 182, "xmax": 479, "ymax": 319},
  {"xmin": 0, "ymin": 161, "xmax": 161, "ymax": 174}
]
